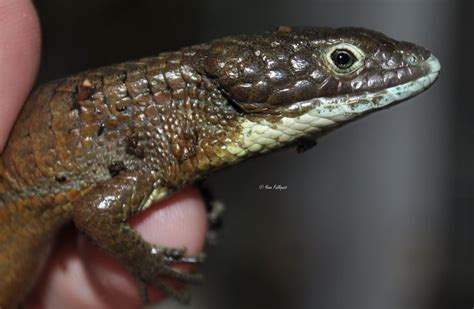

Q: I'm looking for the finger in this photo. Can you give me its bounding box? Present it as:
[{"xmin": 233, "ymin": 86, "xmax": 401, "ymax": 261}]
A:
[
  {"xmin": 26, "ymin": 187, "xmax": 207, "ymax": 309},
  {"xmin": 0, "ymin": 0, "xmax": 41, "ymax": 152}
]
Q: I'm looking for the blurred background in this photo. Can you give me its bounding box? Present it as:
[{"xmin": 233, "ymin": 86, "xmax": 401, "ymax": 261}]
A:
[{"xmin": 33, "ymin": 0, "xmax": 472, "ymax": 308}]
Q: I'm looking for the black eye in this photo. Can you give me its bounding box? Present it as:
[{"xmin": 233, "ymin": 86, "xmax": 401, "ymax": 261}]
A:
[{"xmin": 331, "ymin": 49, "xmax": 356, "ymax": 70}]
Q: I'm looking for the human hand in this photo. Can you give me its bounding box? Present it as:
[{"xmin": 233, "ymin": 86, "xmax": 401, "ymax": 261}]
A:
[{"xmin": 0, "ymin": 1, "xmax": 207, "ymax": 308}]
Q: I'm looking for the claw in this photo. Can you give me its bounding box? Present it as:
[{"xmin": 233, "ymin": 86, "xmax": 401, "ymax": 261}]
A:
[
  {"xmin": 158, "ymin": 266, "xmax": 205, "ymax": 284},
  {"xmin": 178, "ymin": 253, "xmax": 207, "ymax": 264},
  {"xmin": 164, "ymin": 252, "xmax": 207, "ymax": 264}
]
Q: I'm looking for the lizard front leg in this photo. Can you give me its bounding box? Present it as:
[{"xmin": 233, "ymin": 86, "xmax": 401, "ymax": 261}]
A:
[{"xmin": 71, "ymin": 171, "xmax": 204, "ymax": 303}]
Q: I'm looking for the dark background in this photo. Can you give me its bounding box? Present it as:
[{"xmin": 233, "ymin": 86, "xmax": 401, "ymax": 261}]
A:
[{"xmin": 33, "ymin": 0, "xmax": 472, "ymax": 308}]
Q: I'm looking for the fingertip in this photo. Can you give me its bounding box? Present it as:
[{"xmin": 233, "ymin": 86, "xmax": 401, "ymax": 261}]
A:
[
  {"xmin": 131, "ymin": 186, "xmax": 208, "ymax": 255},
  {"xmin": 0, "ymin": 0, "xmax": 41, "ymax": 151}
]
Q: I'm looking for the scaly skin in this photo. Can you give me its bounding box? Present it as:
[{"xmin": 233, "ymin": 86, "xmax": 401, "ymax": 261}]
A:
[{"xmin": 0, "ymin": 27, "xmax": 440, "ymax": 308}]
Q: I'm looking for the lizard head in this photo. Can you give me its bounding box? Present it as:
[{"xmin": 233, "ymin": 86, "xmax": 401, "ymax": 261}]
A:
[{"xmin": 201, "ymin": 26, "xmax": 440, "ymax": 154}]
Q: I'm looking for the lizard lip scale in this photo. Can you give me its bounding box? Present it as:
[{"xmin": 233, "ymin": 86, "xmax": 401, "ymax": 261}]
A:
[
  {"xmin": 325, "ymin": 54, "xmax": 441, "ymax": 118},
  {"xmin": 0, "ymin": 27, "xmax": 441, "ymax": 307}
]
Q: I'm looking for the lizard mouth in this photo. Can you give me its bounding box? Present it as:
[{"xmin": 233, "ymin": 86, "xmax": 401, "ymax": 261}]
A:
[
  {"xmin": 295, "ymin": 54, "xmax": 441, "ymax": 123},
  {"xmin": 353, "ymin": 54, "xmax": 441, "ymax": 111}
]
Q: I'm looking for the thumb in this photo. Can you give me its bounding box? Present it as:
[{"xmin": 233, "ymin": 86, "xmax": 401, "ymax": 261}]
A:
[{"xmin": 0, "ymin": 0, "xmax": 41, "ymax": 152}]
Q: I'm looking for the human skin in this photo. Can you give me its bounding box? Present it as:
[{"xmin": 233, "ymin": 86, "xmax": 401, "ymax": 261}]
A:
[{"xmin": 0, "ymin": 1, "xmax": 207, "ymax": 308}]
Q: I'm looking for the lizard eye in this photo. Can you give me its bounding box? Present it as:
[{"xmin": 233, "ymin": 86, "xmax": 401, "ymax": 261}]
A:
[
  {"xmin": 325, "ymin": 43, "xmax": 365, "ymax": 74},
  {"xmin": 331, "ymin": 49, "xmax": 356, "ymax": 69}
]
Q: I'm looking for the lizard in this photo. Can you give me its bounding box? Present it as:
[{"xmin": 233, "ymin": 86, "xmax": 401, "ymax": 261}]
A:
[{"xmin": 0, "ymin": 26, "xmax": 440, "ymax": 308}]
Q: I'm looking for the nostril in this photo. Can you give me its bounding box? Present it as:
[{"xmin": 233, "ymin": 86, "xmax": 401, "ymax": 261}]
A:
[{"xmin": 406, "ymin": 54, "xmax": 418, "ymax": 65}]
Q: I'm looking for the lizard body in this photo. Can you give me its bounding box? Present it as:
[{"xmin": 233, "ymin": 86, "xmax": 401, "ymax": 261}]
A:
[{"xmin": 0, "ymin": 27, "xmax": 440, "ymax": 308}]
